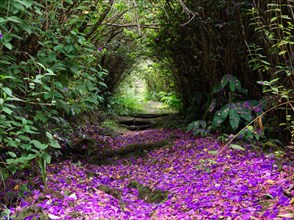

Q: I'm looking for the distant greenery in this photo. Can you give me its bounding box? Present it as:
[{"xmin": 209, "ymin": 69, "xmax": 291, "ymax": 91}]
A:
[
  {"xmin": 108, "ymin": 95, "xmax": 144, "ymax": 115},
  {"xmin": 109, "ymin": 58, "xmax": 182, "ymax": 114},
  {"xmin": 157, "ymin": 92, "xmax": 183, "ymax": 111},
  {"xmin": 108, "ymin": 70, "xmax": 146, "ymax": 115}
]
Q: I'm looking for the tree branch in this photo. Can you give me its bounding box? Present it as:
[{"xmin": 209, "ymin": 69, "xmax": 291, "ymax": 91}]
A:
[
  {"xmin": 132, "ymin": 0, "xmax": 141, "ymax": 35},
  {"xmin": 85, "ymin": 0, "xmax": 115, "ymax": 40},
  {"xmin": 177, "ymin": 0, "xmax": 198, "ymax": 26},
  {"xmin": 101, "ymin": 23, "xmax": 160, "ymax": 29}
]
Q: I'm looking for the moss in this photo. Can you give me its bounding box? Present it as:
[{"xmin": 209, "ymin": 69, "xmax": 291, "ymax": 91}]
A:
[
  {"xmin": 98, "ymin": 184, "xmax": 122, "ymax": 199},
  {"xmin": 127, "ymin": 180, "xmax": 169, "ymax": 204},
  {"xmin": 138, "ymin": 187, "xmax": 169, "ymax": 203},
  {"xmin": 101, "ymin": 119, "xmax": 128, "ymax": 134},
  {"xmin": 89, "ymin": 140, "xmax": 171, "ymax": 165}
]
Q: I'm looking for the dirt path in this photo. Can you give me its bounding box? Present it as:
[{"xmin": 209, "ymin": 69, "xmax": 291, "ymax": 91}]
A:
[
  {"xmin": 114, "ymin": 101, "xmax": 181, "ymax": 130},
  {"xmin": 5, "ymin": 128, "xmax": 294, "ymax": 219},
  {"xmin": 139, "ymin": 101, "xmax": 178, "ymax": 115}
]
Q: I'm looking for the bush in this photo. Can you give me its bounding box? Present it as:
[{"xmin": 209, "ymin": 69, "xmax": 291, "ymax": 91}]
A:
[{"xmin": 0, "ymin": 0, "xmax": 108, "ymax": 187}]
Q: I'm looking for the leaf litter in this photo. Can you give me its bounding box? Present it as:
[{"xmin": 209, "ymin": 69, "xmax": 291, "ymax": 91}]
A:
[{"xmin": 2, "ymin": 129, "xmax": 294, "ymax": 219}]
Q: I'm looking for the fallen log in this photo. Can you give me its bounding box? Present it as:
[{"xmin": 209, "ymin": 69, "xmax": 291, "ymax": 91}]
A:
[{"xmin": 88, "ymin": 140, "xmax": 171, "ymax": 165}]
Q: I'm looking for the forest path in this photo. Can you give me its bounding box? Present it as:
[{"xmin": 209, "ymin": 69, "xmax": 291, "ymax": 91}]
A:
[
  {"xmin": 116, "ymin": 101, "xmax": 181, "ymax": 131},
  {"xmin": 6, "ymin": 128, "xmax": 294, "ymax": 219},
  {"xmin": 139, "ymin": 100, "xmax": 178, "ymax": 115}
]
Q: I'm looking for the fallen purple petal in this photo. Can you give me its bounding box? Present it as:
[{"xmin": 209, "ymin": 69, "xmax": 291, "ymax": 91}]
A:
[{"xmin": 2, "ymin": 128, "xmax": 294, "ymax": 219}]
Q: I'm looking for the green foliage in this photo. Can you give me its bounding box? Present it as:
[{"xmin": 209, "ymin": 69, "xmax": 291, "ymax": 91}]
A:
[
  {"xmin": 187, "ymin": 120, "xmax": 211, "ymax": 136},
  {"xmin": 188, "ymin": 74, "xmax": 263, "ymax": 141},
  {"xmin": 0, "ymin": 0, "xmax": 108, "ymax": 186},
  {"xmin": 0, "ymin": 205, "xmax": 11, "ymax": 219},
  {"xmin": 210, "ymin": 75, "xmax": 262, "ymax": 133},
  {"xmin": 238, "ymin": 125, "xmax": 264, "ymax": 141},
  {"xmin": 247, "ymin": 1, "xmax": 294, "ymax": 144},
  {"xmin": 108, "ymin": 95, "xmax": 144, "ymax": 115},
  {"xmin": 213, "ymin": 74, "xmax": 247, "ymax": 95},
  {"xmin": 212, "ymin": 100, "xmax": 261, "ymax": 131},
  {"xmin": 108, "ymin": 70, "xmax": 146, "ymax": 115},
  {"xmin": 158, "ymin": 92, "xmax": 182, "ymax": 110},
  {"xmin": 229, "ymin": 144, "xmax": 245, "ymax": 151},
  {"xmin": 148, "ymin": 0, "xmax": 259, "ymax": 113}
]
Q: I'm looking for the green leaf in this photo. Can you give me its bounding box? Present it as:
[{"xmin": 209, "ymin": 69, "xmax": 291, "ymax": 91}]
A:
[
  {"xmin": 24, "ymin": 125, "xmax": 36, "ymax": 134},
  {"xmin": 2, "ymin": 106, "xmax": 13, "ymax": 115},
  {"xmin": 213, "ymin": 115, "xmax": 224, "ymax": 128},
  {"xmin": 199, "ymin": 120, "xmax": 206, "ymax": 128},
  {"xmin": 208, "ymin": 150, "xmax": 218, "ymax": 155},
  {"xmin": 229, "ymin": 78, "xmax": 236, "ymax": 92},
  {"xmin": 34, "ymin": 111, "xmax": 49, "ymax": 122},
  {"xmin": 22, "ymin": 118, "xmax": 27, "ymax": 125},
  {"xmin": 7, "ymin": 151, "xmax": 17, "ymax": 158},
  {"xmin": 31, "ymin": 140, "xmax": 48, "ymax": 150},
  {"xmin": 3, "ymin": 42, "xmax": 13, "ymax": 50},
  {"xmin": 2, "ymin": 87, "xmax": 12, "ymax": 96},
  {"xmin": 0, "ymin": 75, "xmax": 14, "ymax": 80},
  {"xmin": 49, "ymin": 140, "xmax": 61, "ymax": 149},
  {"xmin": 229, "ymin": 108, "xmax": 240, "ymax": 131},
  {"xmin": 46, "ymin": 131, "xmax": 53, "ymax": 140},
  {"xmin": 187, "ymin": 122, "xmax": 196, "ymax": 131},
  {"xmin": 41, "ymin": 152, "xmax": 51, "ymax": 164},
  {"xmin": 221, "ymin": 74, "xmax": 229, "ymax": 88},
  {"xmin": 21, "ymin": 23, "xmax": 32, "ymax": 34},
  {"xmin": 240, "ymin": 113, "xmax": 252, "ymax": 122},
  {"xmin": 64, "ymin": 45, "xmax": 74, "ymax": 53},
  {"xmin": 11, "ymin": 1, "xmax": 25, "ymax": 11},
  {"xmin": 54, "ymin": 44, "xmax": 64, "ymax": 52},
  {"xmin": 16, "ymin": 0, "xmax": 33, "ymax": 8},
  {"xmin": 6, "ymin": 16, "xmax": 22, "ymax": 23},
  {"xmin": 229, "ymin": 144, "xmax": 245, "ymax": 151},
  {"xmin": 271, "ymin": 17, "xmax": 278, "ymax": 22},
  {"xmin": 32, "ymin": 78, "xmax": 42, "ymax": 84},
  {"xmin": 98, "ymin": 81, "xmax": 107, "ymax": 88},
  {"xmin": 220, "ymin": 105, "xmax": 230, "ymax": 120},
  {"xmin": 52, "ymin": 63, "xmax": 67, "ymax": 71},
  {"xmin": 6, "ymin": 158, "xmax": 18, "ymax": 164},
  {"xmin": 20, "ymin": 143, "xmax": 32, "ymax": 151},
  {"xmin": 264, "ymin": 193, "xmax": 274, "ymax": 199},
  {"xmin": 278, "ymin": 50, "xmax": 287, "ymax": 55},
  {"xmin": 0, "ymin": 17, "xmax": 6, "ymax": 23},
  {"xmin": 27, "ymin": 154, "xmax": 36, "ymax": 160},
  {"xmin": 45, "ymin": 69, "xmax": 56, "ymax": 76}
]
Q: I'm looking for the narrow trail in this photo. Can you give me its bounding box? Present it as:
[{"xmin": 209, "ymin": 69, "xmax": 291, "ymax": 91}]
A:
[
  {"xmin": 116, "ymin": 101, "xmax": 181, "ymax": 130},
  {"xmin": 5, "ymin": 125, "xmax": 294, "ymax": 219},
  {"xmin": 140, "ymin": 101, "xmax": 178, "ymax": 115}
]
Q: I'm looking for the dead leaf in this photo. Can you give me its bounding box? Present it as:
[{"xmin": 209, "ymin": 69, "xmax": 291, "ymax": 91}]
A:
[
  {"xmin": 265, "ymin": 179, "xmax": 275, "ymax": 185},
  {"xmin": 14, "ymin": 184, "xmax": 20, "ymax": 191},
  {"xmin": 278, "ymin": 213, "xmax": 294, "ymax": 218},
  {"xmin": 164, "ymin": 167, "xmax": 174, "ymax": 173}
]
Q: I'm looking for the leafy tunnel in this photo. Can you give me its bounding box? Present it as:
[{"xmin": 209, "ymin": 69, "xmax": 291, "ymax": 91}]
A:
[{"xmin": 1, "ymin": 0, "xmax": 294, "ymax": 218}]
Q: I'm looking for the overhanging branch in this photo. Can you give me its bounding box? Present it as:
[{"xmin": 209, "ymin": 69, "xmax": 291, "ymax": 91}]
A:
[{"xmin": 101, "ymin": 23, "xmax": 160, "ymax": 29}]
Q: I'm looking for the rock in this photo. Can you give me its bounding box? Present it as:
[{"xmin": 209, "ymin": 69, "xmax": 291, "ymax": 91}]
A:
[{"xmin": 127, "ymin": 180, "xmax": 169, "ymax": 203}]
